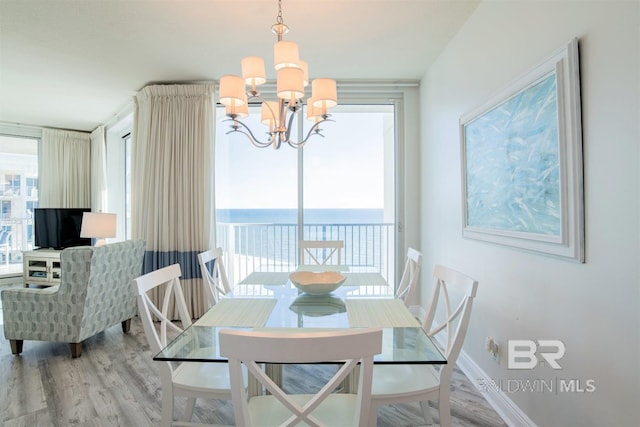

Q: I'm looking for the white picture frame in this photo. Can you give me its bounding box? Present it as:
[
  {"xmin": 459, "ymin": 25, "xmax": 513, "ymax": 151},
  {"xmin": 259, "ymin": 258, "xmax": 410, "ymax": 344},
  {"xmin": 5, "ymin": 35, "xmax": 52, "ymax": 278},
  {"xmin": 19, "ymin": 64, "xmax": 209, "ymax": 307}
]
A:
[{"xmin": 460, "ymin": 38, "xmax": 584, "ymax": 262}]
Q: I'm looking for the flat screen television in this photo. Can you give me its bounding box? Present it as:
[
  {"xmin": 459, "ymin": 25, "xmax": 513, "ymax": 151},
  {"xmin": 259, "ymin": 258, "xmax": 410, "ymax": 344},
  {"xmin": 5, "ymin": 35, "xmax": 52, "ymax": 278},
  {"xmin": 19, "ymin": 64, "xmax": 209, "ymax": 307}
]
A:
[{"xmin": 34, "ymin": 208, "xmax": 92, "ymax": 249}]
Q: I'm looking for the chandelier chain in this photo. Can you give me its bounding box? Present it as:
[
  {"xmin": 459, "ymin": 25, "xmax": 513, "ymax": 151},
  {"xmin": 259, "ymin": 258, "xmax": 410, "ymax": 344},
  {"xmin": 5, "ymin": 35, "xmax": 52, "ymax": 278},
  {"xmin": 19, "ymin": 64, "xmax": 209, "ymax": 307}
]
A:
[{"xmin": 276, "ymin": 0, "xmax": 284, "ymax": 25}]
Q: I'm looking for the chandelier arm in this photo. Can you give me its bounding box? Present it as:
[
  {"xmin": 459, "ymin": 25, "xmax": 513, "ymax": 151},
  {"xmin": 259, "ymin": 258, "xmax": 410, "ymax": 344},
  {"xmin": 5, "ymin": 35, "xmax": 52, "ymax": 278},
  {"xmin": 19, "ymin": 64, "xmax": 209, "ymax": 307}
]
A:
[
  {"xmin": 300, "ymin": 118, "xmax": 334, "ymax": 143},
  {"xmin": 282, "ymin": 107, "xmax": 297, "ymax": 143},
  {"xmin": 223, "ymin": 119, "xmax": 272, "ymax": 148},
  {"xmin": 285, "ymin": 118, "xmax": 334, "ymax": 148}
]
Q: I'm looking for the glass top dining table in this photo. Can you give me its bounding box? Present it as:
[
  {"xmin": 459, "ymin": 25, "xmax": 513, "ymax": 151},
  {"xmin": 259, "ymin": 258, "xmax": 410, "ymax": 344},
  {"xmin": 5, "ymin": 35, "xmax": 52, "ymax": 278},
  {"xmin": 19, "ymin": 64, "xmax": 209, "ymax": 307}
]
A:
[{"xmin": 154, "ymin": 270, "xmax": 446, "ymax": 366}]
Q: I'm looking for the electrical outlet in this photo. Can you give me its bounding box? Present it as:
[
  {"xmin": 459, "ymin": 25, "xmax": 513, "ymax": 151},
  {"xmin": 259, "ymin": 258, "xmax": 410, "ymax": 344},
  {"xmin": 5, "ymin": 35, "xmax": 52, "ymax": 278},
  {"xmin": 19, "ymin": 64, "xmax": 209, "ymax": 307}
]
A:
[
  {"xmin": 485, "ymin": 336, "xmax": 499, "ymax": 362},
  {"xmin": 485, "ymin": 336, "xmax": 493, "ymax": 352},
  {"xmin": 490, "ymin": 340, "xmax": 500, "ymax": 362}
]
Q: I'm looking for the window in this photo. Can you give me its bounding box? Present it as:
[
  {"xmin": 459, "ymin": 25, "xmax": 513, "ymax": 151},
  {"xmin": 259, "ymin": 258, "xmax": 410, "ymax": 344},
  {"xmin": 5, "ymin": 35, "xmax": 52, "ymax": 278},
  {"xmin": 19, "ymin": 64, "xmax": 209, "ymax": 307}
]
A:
[
  {"xmin": 302, "ymin": 104, "xmax": 395, "ymax": 278},
  {"xmin": 1, "ymin": 200, "xmax": 10, "ymax": 218},
  {"xmin": 26, "ymin": 177, "xmax": 38, "ymax": 198},
  {"xmin": 0, "ymin": 134, "xmax": 39, "ymax": 271},
  {"xmin": 4, "ymin": 174, "xmax": 20, "ymax": 195},
  {"xmin": 215, "ymin": 99, "xmax": 399, "ymax": 285}
]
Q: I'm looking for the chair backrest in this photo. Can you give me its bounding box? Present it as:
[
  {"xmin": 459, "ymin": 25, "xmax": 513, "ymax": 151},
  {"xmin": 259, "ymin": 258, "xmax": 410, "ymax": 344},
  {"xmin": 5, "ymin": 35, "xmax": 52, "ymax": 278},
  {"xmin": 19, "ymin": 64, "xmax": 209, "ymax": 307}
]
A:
[
  {"xmin": 133, "ymin": 263, "xmax": 192, "ymax": 354},
  {"xmin": 220, "ymin": 328, "xmax": 382, "ymax": 427},
  {"xmin": 81, "ymin": 239, "xmax": 146, "ymax": 339},
  {"xmin": 395, "ymin": 247, "xmax": 423, "ymax": 305},
  {"xmin": 422, "ymin": 264, "xmax": 478, "ymax": 383},
  {"xmin": 197, "ymin": 247, "xmax": 231, "ymax": 308},
  {"xmin": 298, "ymin": 240, "xmax": 344, "ymax": 265}
]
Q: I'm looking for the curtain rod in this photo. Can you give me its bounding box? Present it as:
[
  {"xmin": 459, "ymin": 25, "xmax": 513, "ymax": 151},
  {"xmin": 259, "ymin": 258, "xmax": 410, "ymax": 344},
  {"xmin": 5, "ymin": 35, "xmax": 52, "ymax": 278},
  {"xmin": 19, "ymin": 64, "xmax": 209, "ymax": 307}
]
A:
[{"xmin": 0, "ymin": 121, "xmax": 90, "ymax": 136}]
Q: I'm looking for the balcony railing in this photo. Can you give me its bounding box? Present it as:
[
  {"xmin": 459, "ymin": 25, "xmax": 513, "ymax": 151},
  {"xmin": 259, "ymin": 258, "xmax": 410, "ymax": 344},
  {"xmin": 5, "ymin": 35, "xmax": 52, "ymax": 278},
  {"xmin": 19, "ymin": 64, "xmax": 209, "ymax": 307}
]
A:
[
  {"xmin": 217, "ymin": 222, "xmax": 396, "ymax": 288},
  {"xmin": 0, "ymin": 217, "xmax": 33, "ymax": 274}
]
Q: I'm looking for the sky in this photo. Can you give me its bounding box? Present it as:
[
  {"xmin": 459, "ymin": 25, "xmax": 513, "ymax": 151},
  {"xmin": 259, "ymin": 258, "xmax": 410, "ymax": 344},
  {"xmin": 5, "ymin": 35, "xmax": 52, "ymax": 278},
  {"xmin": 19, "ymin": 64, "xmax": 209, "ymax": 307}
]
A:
[{"xmin": 215, "ymin": 105, "xmax": 393, "ymax": 210}]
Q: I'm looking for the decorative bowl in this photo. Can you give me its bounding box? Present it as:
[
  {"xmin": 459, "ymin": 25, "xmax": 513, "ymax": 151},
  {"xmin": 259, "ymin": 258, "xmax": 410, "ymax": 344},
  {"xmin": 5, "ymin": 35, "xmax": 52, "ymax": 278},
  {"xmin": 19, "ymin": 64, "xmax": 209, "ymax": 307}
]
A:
[
  {"xmin": 288, "ymin": 271, "xmax": 346, "ymax": 295},
  {"xmin": 289, "ymin": 294, "xmax": 346, "ymax": 317}
]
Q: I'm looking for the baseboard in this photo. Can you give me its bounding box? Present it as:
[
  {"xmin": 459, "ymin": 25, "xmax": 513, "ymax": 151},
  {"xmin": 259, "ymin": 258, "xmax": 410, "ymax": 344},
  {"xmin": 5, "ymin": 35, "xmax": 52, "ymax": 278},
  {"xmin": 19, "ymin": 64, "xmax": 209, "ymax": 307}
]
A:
[
  {"xmin": 413, "ymin": 305, "xmax": 536, "ymax": 427},
  {"xmin": 455, "ymin": 349, "xmax": 537, "ymax": 427}
]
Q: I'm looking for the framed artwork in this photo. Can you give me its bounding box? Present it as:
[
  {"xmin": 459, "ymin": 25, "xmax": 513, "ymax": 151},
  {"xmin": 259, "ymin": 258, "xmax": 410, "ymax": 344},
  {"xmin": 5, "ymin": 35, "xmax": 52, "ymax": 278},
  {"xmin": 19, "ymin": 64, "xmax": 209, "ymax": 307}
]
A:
[{"xmin": 460, "ymin": 38, "xmax": 584, "ymax": 262}]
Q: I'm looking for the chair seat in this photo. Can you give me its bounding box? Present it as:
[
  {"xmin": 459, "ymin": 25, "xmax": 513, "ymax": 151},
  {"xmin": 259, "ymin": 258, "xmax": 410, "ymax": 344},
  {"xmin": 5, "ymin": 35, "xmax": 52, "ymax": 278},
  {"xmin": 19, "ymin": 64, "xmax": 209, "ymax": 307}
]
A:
[
  {"xmin": 248, "ymin": 394, "xmax": 361, "ymax": 427},
  {"xmin": 174, "ymin": 361, "xmax": 245, "ymax": 393},
  {"xmin": 372, "ymin": 364, "xmax": 440, "ymax": 398}
]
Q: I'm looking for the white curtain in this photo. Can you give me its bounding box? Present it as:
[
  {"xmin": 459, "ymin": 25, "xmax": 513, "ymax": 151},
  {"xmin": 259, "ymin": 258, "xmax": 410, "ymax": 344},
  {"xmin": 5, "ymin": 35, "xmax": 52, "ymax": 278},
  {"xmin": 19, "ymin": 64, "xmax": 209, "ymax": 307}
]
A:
[
  {"xmin": 39, "ymin": 128, "xmax": 91, "ymax": 208},
  {"xmin": 90, "ymin": 125, "xmax": 107, "ymax": 212},
  {"xmin": 132, "ymin": 83, "xmax": 216, "ymax": 318}
]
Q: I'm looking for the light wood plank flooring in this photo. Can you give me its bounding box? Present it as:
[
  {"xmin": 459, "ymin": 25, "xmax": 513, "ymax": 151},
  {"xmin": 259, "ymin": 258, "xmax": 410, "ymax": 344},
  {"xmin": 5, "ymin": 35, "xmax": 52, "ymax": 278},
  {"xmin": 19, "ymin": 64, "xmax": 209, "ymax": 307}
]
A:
[{"xmin": 0, "ymin": 301, "xmax": 506, "ymax": 426}]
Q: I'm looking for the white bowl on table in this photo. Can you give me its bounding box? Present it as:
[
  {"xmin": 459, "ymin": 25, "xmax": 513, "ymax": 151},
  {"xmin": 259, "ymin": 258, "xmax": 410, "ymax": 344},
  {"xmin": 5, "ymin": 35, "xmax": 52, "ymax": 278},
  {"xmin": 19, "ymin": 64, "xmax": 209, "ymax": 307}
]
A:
[{"xmin": 289, "ymin": 271, "xmax": 346, "ymax": 295}]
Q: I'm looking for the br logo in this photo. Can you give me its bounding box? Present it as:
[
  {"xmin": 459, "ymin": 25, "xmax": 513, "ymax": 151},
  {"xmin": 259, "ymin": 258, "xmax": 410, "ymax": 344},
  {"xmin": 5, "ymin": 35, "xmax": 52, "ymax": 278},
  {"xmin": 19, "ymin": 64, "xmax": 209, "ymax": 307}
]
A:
[{"xmin": 507, "ymin": 340, "xmax": 565, "ymax": 370}]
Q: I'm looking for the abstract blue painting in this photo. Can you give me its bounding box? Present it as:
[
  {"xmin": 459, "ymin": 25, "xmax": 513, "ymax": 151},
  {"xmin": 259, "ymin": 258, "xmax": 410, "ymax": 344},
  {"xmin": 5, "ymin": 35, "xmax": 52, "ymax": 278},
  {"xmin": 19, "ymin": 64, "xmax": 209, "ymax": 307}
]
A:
[
  {"xmin": 463, "ymin": 72, "xmax": 561, "ymax": 236},
  {"xmin": 460, "ymin": 38, "xmax": 584, "ymax": 262}
]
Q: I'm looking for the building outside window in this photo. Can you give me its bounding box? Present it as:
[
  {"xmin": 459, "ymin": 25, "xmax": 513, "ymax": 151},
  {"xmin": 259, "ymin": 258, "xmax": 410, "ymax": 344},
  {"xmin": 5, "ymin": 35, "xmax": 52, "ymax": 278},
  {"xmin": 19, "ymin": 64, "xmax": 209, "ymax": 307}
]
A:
[
  {"xmin": 3, "ymin": 174, "xmax": 21, "ymax": 196},
  {"xmin": 0, "ymin": 134, "xmax": 39, "ymax": 274}
]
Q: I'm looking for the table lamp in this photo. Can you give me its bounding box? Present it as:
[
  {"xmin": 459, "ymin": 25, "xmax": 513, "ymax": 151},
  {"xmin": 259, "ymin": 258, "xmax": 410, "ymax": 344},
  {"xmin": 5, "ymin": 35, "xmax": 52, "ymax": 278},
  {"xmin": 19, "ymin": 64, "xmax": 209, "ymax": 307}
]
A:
[{"xmin": 80, "ymin": 212, "xmax": 116, "ymax": 247}]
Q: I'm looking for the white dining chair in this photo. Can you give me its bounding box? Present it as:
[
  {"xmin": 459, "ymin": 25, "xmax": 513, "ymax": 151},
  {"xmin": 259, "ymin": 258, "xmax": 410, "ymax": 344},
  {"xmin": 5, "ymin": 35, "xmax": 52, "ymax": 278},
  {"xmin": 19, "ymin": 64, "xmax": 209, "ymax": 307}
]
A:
[
  {"xmin": 298, "ymin": 239, "xmax": 344, "ymax": 265},
  {"xmin": 395, "ymin": 247, "xmax": 423, "ymax": 306},
  {"xmin": 197, "ymin": 247, "xmax": 231, "ymax": 309},
  {"xmin": 133, "ymin": 263, "xmax": 242, "ymax": 427},
  {"xmin": 369, "ymin": 264, "xmax": 478, "ymax": 427},
  {"xmin": 220, "ymin": 328, "xmax": 382, "ymax": 427}
]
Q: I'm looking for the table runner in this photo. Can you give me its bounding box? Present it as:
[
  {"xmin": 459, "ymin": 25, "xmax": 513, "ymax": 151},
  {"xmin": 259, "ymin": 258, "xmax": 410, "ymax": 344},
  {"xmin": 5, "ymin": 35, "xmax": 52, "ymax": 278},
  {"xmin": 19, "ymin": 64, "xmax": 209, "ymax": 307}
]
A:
[
  {"xmin": 346, "ymin": 299, "xmax": 421, "ymax": 327},
  {"xmin": 239, "ymin": 272, "xmax": 290, "ymax": 285},
  {"xmin": 195, "ymin": 299, "xmax": 277, "ymax": 327},
  {"xmin": 342, "ymin": 272, "xmax": 388, "ymax": 287}
]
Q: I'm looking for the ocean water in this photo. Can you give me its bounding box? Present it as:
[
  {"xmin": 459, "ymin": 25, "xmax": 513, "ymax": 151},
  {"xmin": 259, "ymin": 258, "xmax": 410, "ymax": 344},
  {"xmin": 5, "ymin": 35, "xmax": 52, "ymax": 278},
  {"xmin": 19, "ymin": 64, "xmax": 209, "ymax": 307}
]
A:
[{"xmin": 216, "ymin": 208, "xmax": 384, "ymax": 224}]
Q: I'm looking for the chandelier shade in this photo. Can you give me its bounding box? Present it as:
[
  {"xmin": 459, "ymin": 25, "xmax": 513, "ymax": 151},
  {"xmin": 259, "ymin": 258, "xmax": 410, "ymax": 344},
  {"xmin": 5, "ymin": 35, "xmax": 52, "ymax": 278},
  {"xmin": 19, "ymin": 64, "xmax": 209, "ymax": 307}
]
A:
[
  {"xmin": 276, "ymin": 67, "xmax": 305, "ymax": 100},
  {"xmin": 312, "ymin": 78, "xmax": 338, "ymax": 109},
  {"xmin": 219, "ymin": 0, "xmax": 337, "ymax": 149},
  {"xmin": 274, "ymin": 41, "xmax": 300, "ymax": 70},
  {"xmin": 261, "ymin": 101, "xmax": 280, "ymax": 127},
  {"xmin": 299, "ymin": 60, "xmax": 309, "ymax": 86},
  {"xmin": 306, "ymin": 97, "xmax": 324, "ymax": 122},
  {"xmin": 219, "ymin": 75, "xmax": 246, "ymax": 106},
  {"xmin": 241, "ymin": 57, "xmax": 267, "ymax": 88},
  {"xmin": 225, "ymin": 100, "xmax": 249, "ymax": 118}
]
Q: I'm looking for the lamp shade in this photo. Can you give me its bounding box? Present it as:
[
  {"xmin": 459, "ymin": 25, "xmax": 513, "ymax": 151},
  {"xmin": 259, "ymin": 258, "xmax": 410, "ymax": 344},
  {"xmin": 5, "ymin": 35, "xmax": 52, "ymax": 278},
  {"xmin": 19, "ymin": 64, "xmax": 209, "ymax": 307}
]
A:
[
  {"xmin": 276, "ymin": 67, "xmax": 305, "ymax": 100},
  {"xmin": 219, "ymin": 75, "xmax": 246, "ymax": 107},
  {"xmin": 306, "ymin": 97, "xmax": 324, "ymax": 122},
  {"xmin": 241, "ymin": 57, "xmax": 266, "ymax": 87},
  {"xmin": 261, "ymin": 101, "xmax": 280, "ymax": 129},
  {"xmin": 311, "ymin": 78, "xmax": 337, "ymax": 109},
  {"xmin": 225, "ymin": 95, "xmax": 249, "ymax": 118},
  {"xmin": 274, "ymin": 41, "xmax": 299, "ymax": 70},
  {"xmin": 80, "ymin": 212, "xmax": 116, "ymax": 246},
  {"xmin": 298, "ymin": 60, "xmax": 309, "ymax": 87}
]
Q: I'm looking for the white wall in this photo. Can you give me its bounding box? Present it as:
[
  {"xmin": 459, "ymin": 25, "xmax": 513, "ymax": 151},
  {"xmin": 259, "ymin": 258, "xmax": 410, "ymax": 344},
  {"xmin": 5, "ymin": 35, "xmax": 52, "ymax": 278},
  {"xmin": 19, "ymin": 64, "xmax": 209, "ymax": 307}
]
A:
[{"xmin": 419, "ymin": 1, "xmax": 639, "ymax": 426}]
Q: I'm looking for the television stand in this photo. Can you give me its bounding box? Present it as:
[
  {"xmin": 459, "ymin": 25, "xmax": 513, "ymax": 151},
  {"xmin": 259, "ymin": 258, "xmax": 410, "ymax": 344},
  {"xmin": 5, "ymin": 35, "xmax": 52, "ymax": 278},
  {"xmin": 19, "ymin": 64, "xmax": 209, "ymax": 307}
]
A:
[{"xmin": 23, "ymin": 249, "xmax": 62, "ymax": 287}]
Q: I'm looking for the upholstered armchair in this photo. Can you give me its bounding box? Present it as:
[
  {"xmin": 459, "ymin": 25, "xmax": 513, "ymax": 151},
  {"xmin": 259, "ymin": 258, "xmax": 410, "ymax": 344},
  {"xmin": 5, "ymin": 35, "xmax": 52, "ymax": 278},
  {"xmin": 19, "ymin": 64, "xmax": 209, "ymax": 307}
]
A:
[{"xmin": 1, "ymin": 239, "xmax": 145, "ymax": 358}]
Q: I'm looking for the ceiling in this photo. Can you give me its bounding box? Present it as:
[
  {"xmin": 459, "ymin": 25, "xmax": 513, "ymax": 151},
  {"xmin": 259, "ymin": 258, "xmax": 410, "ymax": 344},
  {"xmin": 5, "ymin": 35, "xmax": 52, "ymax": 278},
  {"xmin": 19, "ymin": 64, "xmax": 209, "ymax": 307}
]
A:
[{"xmin": 0, "ymin": 0, "xmax": 479, "ymax": 132}]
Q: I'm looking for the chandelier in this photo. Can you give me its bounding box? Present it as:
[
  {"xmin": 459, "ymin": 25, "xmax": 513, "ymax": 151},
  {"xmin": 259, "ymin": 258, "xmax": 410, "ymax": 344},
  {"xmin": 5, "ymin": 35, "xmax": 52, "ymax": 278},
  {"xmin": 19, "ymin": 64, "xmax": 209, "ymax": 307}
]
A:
[{"xmin": 218, "ymin": 0, "xmax": 337, "ymax": 149}]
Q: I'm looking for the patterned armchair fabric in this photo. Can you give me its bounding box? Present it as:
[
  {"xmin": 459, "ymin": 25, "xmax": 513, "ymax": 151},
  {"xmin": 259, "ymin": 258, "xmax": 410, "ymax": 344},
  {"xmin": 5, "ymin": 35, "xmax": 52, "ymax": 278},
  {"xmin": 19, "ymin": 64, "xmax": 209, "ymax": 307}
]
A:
[{"xmin": 1, "ymin": 240, "xmax": 145, "ymax": 358}]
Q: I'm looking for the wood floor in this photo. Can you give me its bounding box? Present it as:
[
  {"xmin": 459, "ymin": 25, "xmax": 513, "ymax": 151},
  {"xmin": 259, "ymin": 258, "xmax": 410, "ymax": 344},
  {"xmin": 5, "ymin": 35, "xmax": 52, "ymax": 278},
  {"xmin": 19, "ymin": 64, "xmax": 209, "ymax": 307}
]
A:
[{"xmin": 0, "ymin": 303, "xmax": 506, "ymax": 426}]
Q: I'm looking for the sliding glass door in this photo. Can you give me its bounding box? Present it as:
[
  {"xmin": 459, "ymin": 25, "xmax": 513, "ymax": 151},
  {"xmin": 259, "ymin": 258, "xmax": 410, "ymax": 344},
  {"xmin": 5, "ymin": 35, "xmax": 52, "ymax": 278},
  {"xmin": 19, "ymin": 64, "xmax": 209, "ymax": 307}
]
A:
[
  {"xmin": 215, "ymin": 102, "xmax": 397, "ymax": 285},
  {"xmin": 215, "ymin": 106, "xmax": 298, "ymax": 284},
  {"xmin": 302, "ymin": 104, "xmax": 395, "ymax": 279}
]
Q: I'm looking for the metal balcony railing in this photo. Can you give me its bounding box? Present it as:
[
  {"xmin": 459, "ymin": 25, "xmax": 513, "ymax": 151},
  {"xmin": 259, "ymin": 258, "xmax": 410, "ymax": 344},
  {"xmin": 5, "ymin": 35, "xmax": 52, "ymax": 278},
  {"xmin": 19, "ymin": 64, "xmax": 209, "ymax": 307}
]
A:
[
  {"xmin": 217, "ymin": 222, "xmax": 396, "ymax": 287},
  {"xmin": 0, "ymin": 217, "xmax": 33, "ymax": 272}
]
